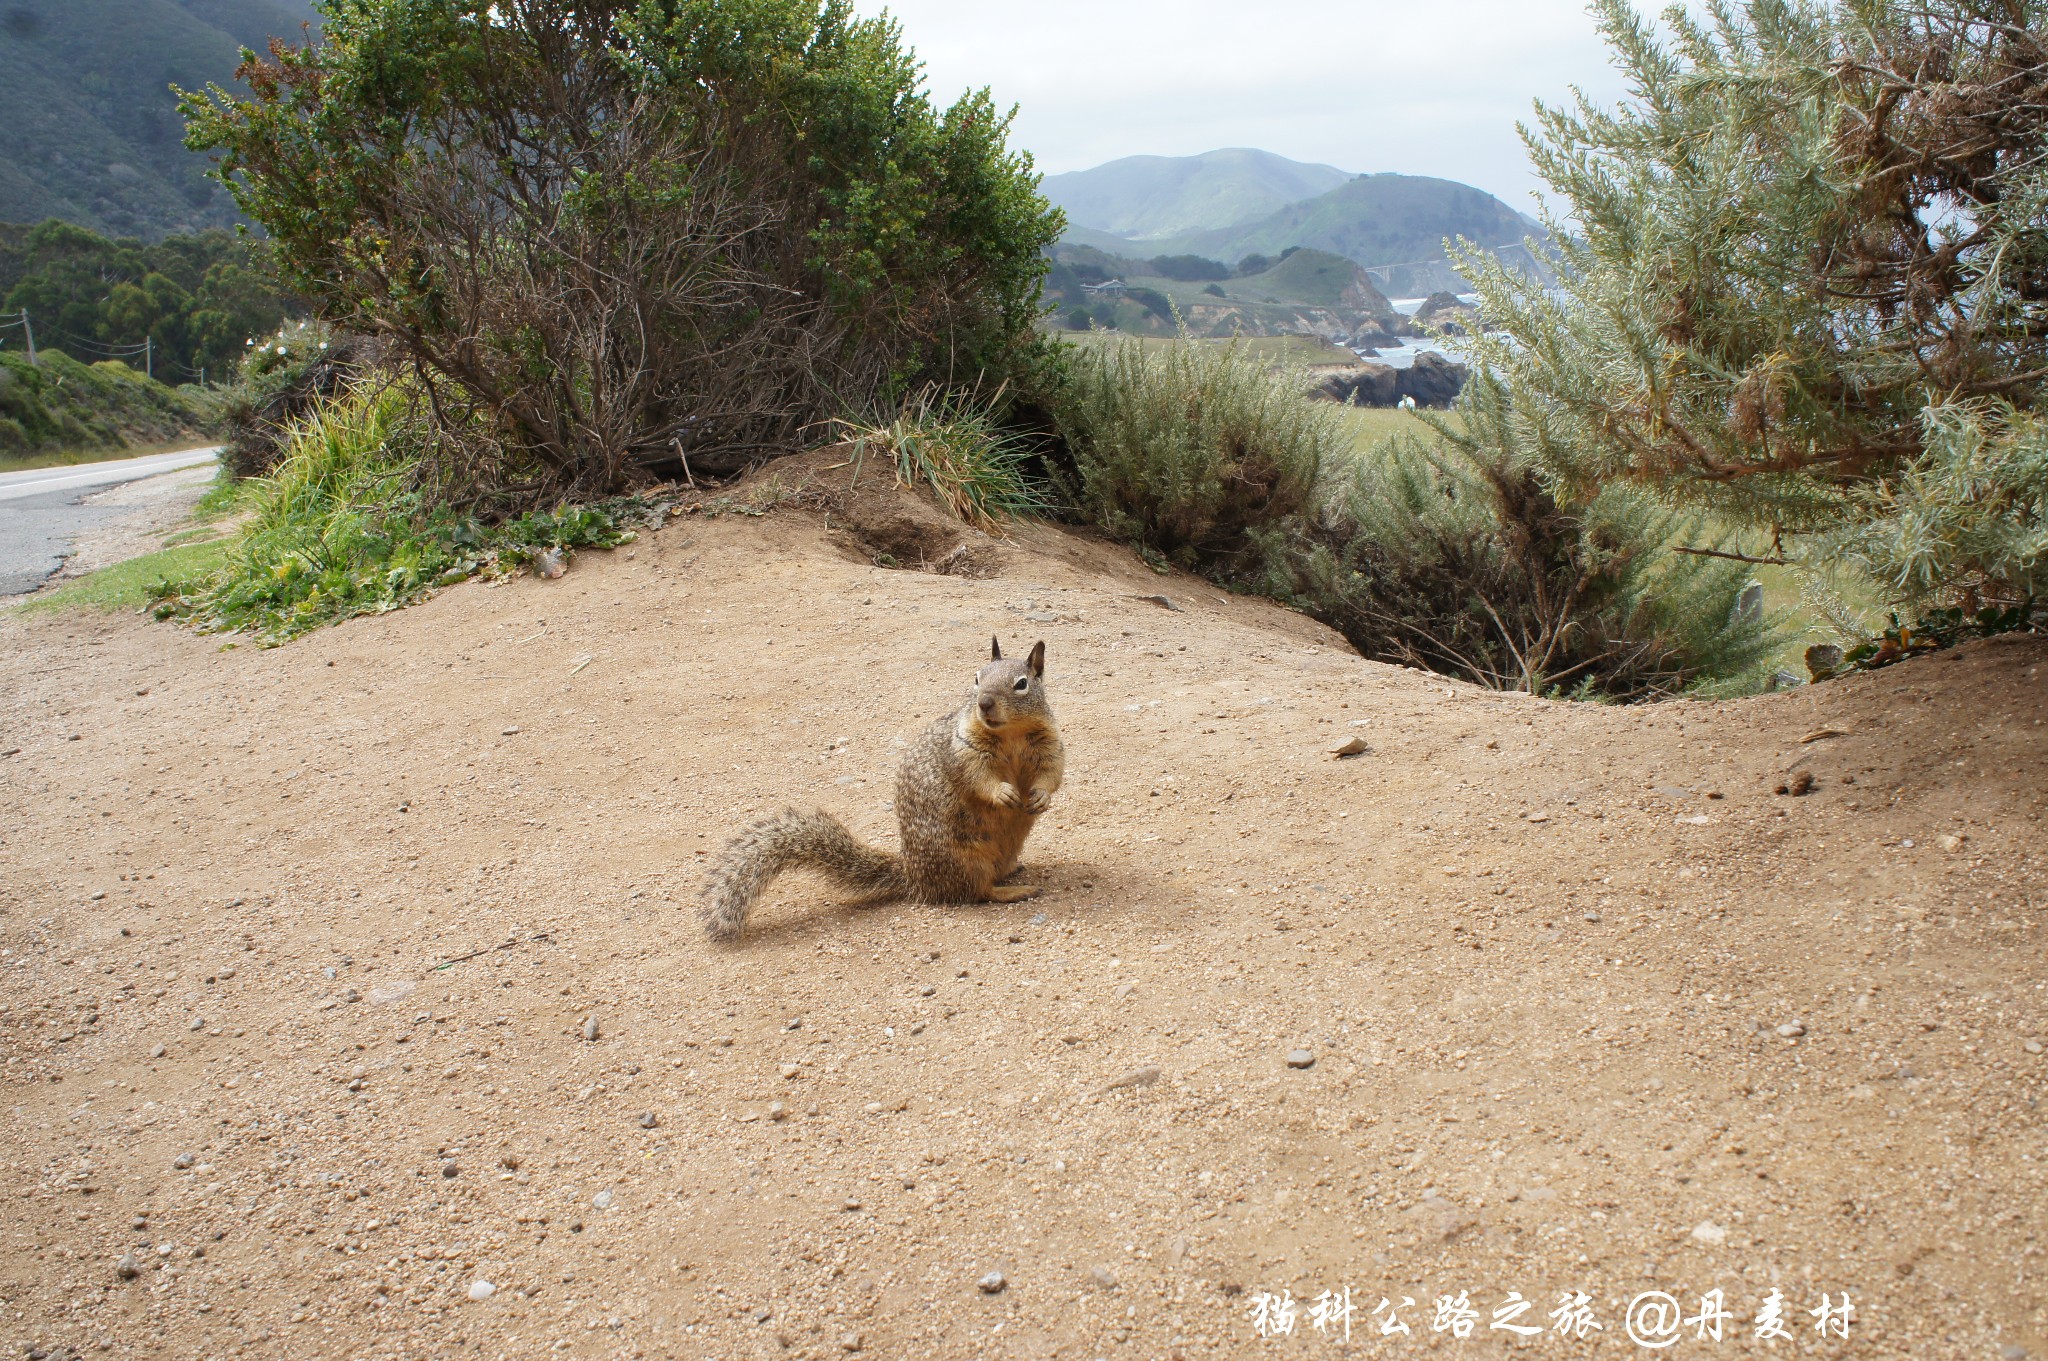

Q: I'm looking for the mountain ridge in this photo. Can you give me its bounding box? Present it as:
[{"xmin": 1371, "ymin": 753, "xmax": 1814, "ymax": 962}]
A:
[
  {"xmin": 1045, "ymin": 150, "xmax": 1548, "ymax": 295},
  {"xmin": 0, "ymin": 0, "xmax": 320, "ymax": 239},
  {"xmin": 1042, "ymin": 148, "xmax": 1351, "ymax": 241}
]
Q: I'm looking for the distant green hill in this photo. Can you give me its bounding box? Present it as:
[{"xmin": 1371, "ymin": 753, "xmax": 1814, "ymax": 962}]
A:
[
  {"xmin": 0, "ymin": 0, "xmax": 319, "ymax": 239},
  {"xmin": 1154, "ymin": 173, "xmax": 1543, "ymax": 293},
  {"xmin": 1042, "ymin": 149, "xmax": 1352, "ymax": 241}
]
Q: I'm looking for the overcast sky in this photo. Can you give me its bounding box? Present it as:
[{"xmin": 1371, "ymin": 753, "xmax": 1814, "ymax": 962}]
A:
[{"xmin": 850, "ymin": 0, "xmax": 1642, "ymax": 212}]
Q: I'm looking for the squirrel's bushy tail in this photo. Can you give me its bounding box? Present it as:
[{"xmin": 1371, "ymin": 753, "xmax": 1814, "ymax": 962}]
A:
[{"xmin": 700, "ymin": 807, "xmax": 906, "ymax": 941}]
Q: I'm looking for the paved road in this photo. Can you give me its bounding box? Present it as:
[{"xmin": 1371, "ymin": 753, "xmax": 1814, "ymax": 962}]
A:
[{"xmin": 0, "ymin": 446, "xmax": 221, "ymax": 596}]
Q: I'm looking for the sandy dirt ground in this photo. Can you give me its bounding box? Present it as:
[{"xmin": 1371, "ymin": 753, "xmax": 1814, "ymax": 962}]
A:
[{"xmin": 0, "ymin": 457, "xmax": 2043, "ymax": 1361}]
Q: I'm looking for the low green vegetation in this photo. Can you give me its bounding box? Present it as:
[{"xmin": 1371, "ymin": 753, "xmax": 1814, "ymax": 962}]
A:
[
  {"xmin": 21, "ymin": 539, "xmax": 238, "ymax": 616},
  {"xmin": 149, "ymin": 382, "xmax": 633, "ymax": 644},
  {"xmin": 0, "ymin": 349, "xmax": 209, "ymax": 461},
  {"xmin": 1046, "ymin": 332, "xmax": 1772, "ymax": 698}
]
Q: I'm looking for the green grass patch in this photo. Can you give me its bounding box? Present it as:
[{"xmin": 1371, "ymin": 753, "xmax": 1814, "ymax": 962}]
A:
[{"xmin": 18, "ymin": 538, "xmax": 235, "ymax": 616}]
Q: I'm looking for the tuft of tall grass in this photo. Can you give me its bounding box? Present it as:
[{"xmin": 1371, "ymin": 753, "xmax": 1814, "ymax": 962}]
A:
[{"xmin": 837, "ymin": 387, "xmax": 1048, "ymax": 531}]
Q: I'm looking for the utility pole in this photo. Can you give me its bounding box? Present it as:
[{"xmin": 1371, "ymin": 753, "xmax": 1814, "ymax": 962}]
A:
[
  {"xmin": 145, "ymin": 336, "xmax": 153, "ymax": 382},
  {"xmin": 20, "ymin": 309, "xmax": 35, "ymax": 366}
]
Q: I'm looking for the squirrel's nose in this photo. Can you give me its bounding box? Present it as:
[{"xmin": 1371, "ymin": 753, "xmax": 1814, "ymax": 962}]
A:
[{"xmin": 978, "ymin": 695, "xmax": 996, "ymax": 716}]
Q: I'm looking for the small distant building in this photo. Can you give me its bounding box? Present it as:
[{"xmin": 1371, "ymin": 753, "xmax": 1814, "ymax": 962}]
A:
[{"xmin": 1081, "ymin": 278, "xmax": 1128, "ymax": 298}]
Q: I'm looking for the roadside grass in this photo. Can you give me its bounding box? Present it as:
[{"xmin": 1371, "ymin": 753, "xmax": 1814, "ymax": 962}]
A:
[{"xmin": 17, "ymin": 538, "xmax": 236, "ymax": 615}]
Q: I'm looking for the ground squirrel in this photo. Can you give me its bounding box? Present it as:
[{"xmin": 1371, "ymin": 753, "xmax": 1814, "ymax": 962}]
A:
[{"xmin": 701, "ymin": 638, "xmax": 1065, "ymax": 941}]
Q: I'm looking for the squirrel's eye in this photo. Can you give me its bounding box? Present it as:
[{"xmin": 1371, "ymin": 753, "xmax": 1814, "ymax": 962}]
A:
[{"xmin": 1013, "ymin": 677, "xmax": 1029, "ymax": 692}]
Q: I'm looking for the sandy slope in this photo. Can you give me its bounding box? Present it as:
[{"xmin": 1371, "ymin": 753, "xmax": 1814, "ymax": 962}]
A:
[{"xmin": 0, "ymin": 461, "xmax": 2043, "ymax": 1360}]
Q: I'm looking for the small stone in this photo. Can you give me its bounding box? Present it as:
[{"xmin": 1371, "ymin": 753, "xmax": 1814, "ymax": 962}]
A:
[
  {"xmin": 1940, "ymin": 833, "xmax": 1966, "ymax": 852},
  {"xmin": 2024, "ymin": 1040, "xmax": 2043, "ymax": 1056},
  {"xmin": 768, "ymin": 1101, "xmax": 789, "ymax": 1121},
  {"xmin": 1028, "ymin": 913, "xmax": 1047, "ymax": 926},
  {"xmin": 441, "ymin": 1160, "xmax": 460, "ymax": 1179},
  {"xmin": 2000, "ymin": 1345, "xmax": 2028, "ymax": 1361},
  {"xmin": 467, "ymin": 1279, "xmax": 496, "ymax": 1301},
  {"xmin": 1104, "ymin": 1065, "xmax": 1160, "ymax": 1091},
  {"xmin": 90, "ymin": 890, "xmax": 107, "ymax": 901},
  {"xmin": 840, "ymin": 1331, "xmax": 864, "ymax": 1353},
  {"xmin": 1088, "ymin": 1265, "xmax": 1118, "ymax": 1290},
  {"xmin": 1113, "ymin": 982, "xmax": 1135, "ymax": 1001},
  {"xmin": 1328, "ymin": 736, "xmax": 1368, "ymax": 758},
  {"xmin": 841, "ymin": 1197, "xmax": 862, "ymax": 1212},
  {"xmin": 500, "ymin": 1153, "xmax": 521, "ymax": 1169},
  {"xmin": 187, "ymin": 1016, "xmax": 204, "ymax": 1032},
  {"xmin": 1285, "ymin": 1049, "xmax": 1316, "ymax": 1069},
  {"xmin": 1582, "ymin": 912, "xmax": 1602, "ymax": 923},
  {"xmin": 977, "ymin": 1270, "xmax": 1006, "ymax": 1294},
  {"xmin": 149, "ymin": 1044, "xmax": 166, "ymax": 1059},
  {"xmin": 592, "ymin": 1189, "xmax": 614, "ymax": 1210},
  {"xmin": 780, "ymin": 1063, "xmax": 801, "ymax": 1079},
  {"xmin": 1524, "ymin": 811, "xmax": 1549, "ymax": 823},
  {"xmin": 172, "ymin": 1152, "xmax": 195, "ymax": 1169},
  {"xmin": 115, "ymin": 1253, "xmax": 140, "ymax": 1280},
  {"xmin": 1691, "ymin": 1220, "xmax": 1728, "ymax": 1245},
  {"xmin": 501, "ymin": 726, "xmax": 521, "ymax": 736},
  {"xmin": 581, "ymin": 1017, "xmax": 601, "ymax": 1042},
  {"xmin": 1776, "ymin": 1022, "xmax": 1806, "ymax": 1039},
  {"xmin": 637, "ymin": 1111, "xmax": 658, "ymax": 1129}
]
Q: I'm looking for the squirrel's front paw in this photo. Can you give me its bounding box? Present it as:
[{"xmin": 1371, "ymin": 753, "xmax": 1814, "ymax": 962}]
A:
[
  {"xmin": 1024, "ymin": 788, "xmax": 1052, "ymax": 814},
  {"xmin": 992, "ymin": 782, "xmax": 1024, "ymax": 809}
]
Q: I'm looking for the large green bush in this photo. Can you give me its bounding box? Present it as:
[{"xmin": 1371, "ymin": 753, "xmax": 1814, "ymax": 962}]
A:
[
  {"xmin": 182, "ymin": 0, "xmax": 1063, "ymax": 498},
  {"xmin": 1458, "ymin": 0, "xmax": 2048, "ymax": 613},
  {"xmin": 1055, "ymin": 334, "xmax": 1337, "ymax": 574}
]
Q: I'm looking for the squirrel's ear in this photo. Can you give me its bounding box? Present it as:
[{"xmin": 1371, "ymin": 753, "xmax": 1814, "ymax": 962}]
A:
[
  {"xmin": 1028, "ymin": 640, "xmax": 1046, "ymax": 677},
  {"xmin": 990, "ymin": 636, "xmax": 1002, "ymax": 661}
]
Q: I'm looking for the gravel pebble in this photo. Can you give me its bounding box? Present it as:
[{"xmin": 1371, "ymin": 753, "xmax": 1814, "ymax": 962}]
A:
[
  {"xmin": 977, "ymin": 1270, "xmax": 1006, "ymax": 1294},
  {"xmin": 467, "ymin": 1280, "xmax": 495, "ymax": 1301},
  {"xmin": 1285, "ymin": 1049, "xmax": 1316, "ymax": 1069}
]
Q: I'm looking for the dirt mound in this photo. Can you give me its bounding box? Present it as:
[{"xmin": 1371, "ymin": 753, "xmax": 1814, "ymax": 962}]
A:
[
  {"xmin": 0, "ymin": 489, "xmax": 2042, "ymax": 1359},
  {"xmin": 695, "ymin": 444, "xmax": 1008, "ymax": 575}
]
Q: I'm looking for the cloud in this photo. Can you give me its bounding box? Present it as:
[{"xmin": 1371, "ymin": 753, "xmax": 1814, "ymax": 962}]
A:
[{"xmin": 853, "ymin": 0, "xmax": 1639, "ymax": 211}]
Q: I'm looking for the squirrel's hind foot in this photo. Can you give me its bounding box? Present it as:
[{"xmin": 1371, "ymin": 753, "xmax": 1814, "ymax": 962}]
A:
[{"xmin": 986, "ymin": 884, "xmax": 1041, "ymax": 903}]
